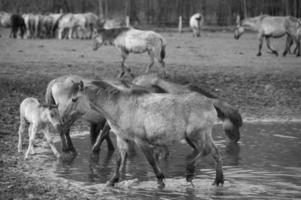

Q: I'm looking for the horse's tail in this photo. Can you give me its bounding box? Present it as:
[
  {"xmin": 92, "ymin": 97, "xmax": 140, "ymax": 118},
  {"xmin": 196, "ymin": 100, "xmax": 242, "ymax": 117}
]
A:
[
  {"xmin": 212, "ymin": 99, "xmax": 243, "ymax": 143},
  {"xmin": 159, "ymin": 38, "xmax": 166, "ymax": 60},
  {"xmin": 45, "ymin": 79, "xmax": 56, "ymax": 105}
]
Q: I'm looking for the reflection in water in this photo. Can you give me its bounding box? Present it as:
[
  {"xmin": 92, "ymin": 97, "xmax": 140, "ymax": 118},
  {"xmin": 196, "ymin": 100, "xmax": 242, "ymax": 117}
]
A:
[
  {"xmin": 39, "ymin": 123, "xmax": 301, "ymax": 199},
  {"xmin": 225, "ymin": 142, "xmax": 241, "ymax": 166}
]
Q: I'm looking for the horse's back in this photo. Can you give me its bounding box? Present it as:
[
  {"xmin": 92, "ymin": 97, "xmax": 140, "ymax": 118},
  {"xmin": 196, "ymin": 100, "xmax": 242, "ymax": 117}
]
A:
[
  {"xmin": 128, "ymin": 93, "xmax": 215, "ymax": 142},
  {"xmin": 20, "ymin": 97, "xmax": 41, "ymax": 122}
]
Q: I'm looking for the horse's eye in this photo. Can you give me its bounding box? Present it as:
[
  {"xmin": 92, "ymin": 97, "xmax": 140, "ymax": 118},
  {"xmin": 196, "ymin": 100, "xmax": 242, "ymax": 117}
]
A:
[
  {"xmin": 50, "ymin": 114, "xmax": 54, "ymax": 118},
  {"xmin": 72, "ymin": 98, "xmax": 78, "ymax": 102}
]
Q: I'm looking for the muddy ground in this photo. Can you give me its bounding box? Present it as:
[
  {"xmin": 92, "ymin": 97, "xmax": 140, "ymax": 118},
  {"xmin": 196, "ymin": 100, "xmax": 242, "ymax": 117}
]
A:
[{"xmin": 0, "ymin": 28, "xmax": 301, "ymax": 199}]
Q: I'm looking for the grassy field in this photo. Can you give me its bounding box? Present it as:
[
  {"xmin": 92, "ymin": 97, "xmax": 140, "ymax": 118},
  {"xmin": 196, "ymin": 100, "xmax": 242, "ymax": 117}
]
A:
[{"xmin": 1, "ymin": 28, "xmax": 301, "ymax": 199}]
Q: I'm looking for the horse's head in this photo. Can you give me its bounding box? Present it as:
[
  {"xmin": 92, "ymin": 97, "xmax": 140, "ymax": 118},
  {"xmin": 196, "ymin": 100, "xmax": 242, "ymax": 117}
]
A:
[
  {"xmin": 234, "ymin": 15, "xmax": 245, "ymax": 40},
  {"xmin": 234, "ymin": 25, "xmax": 245, "ymax": 40},
  {"xmin": 41, "ymin": 103, "xmax": 62, "ymax": 130},
  {"xmin": 68, "ymin": 80, "xmax": 90, "ymax": 115},
  {"xmin": 92, "ymin": 30, "xmax": 105, "ymax": 51}
]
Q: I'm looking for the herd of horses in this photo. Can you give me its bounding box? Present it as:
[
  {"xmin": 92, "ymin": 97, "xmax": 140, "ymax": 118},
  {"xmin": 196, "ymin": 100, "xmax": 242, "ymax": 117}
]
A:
[
  {"xmin": 12, "ymin": 11, "xmax": 301, "ymax": 189},
  {"xmin": 0, "ymin": 11, "xmax": 102, "ymax": 39}
]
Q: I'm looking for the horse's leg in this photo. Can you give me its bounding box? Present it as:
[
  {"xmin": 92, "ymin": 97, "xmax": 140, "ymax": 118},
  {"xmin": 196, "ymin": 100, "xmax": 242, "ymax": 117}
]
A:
[
  {"xmin": 284, "ymin": 35, "xmax": 293, "ymax": 56},
  {"xmin": 138, "ymin": 142, "xmax": 165, "ymax": 189},
  {"xmin": 257, "ymin": 34, "xmax": 263, "ymax": 56},
  {"xmin": 146, "ymin": 50, "xmax": 155, "ymax": 74},
  {"xmin": 295, "ymin": 38, "xmax": 301, "ymax": 57},
  {"xmin": 119, "ymin": 50, "xmax": 129, "ymax": 78},
  {"xmin": 92, "ymin": 121, "xmax": 114, "ymax": 153},
  {"xmin": 44, "ymin": 127, "xmax": 60, "ymax": 158},
  {"xmin": 17, "ymin": 116, "xmax": 27, "ymax": 152},
  {"xmin": 106, "ymin": 136, "xmax": 129, "ymax": 186},
  {"xmin": 90, "ymin": 121, "xmax": 103, "ymax": 145},
  {"xmin": 265, "ymin": 36, "xmax": 278, "ymax": 56},
  {"xmin": 25, "ymin": 124, "xmax": 37, "ymax": 159},
  {"xmin": 65, "ymin": 128, "xmax": 76, "ymax": 152},
  {"xmin": 209, "ymin": 140, "xmax": 224, "ymax": 186},
  {"xmin": 59, "ymin": 124, "xmax": 68, "ymax": 152}
]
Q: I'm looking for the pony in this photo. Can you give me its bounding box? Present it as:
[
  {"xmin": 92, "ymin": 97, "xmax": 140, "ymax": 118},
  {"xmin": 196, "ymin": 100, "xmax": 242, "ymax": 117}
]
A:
[
  {"xmin": 69, "ymin": 78, "xmax": 224, "ymax": 188},
  {"xmin": 22, "ymin": 13, "xmax": 36, "ymax": 39},
  {"xmin": 10, "ymin": 14, "xmax": 26, "ymax": 39},
  {"xmin": 57, "ymin": 13, "xmax": 88, "ymax": 39},
  {"xmin": 84, "ymin": 12, "xmax": 101, "ymax": 39},
  {"xmin": 17, "ymin": 97, "xmax": 62, "ymax": 159},
  {"xmin": 132, "ymin": 73, "xmax": 243, "ymax": 143},
  {"xmin": 45, "ymin": 75, "xmax": 115, "ymax": 153},
  {"xmin": 234, "ymin": 15, "xmax": 300, "ymax": 57},
  {"xmin": 0, "ymin": 11, "xmax": 12, "ymax": 28},
  {"xmin": 93, "ymin": 27, "xmax": 167, "ymax": 78},
  {"xmin": 189, "ymin": 13, "xmax": 204, "ymax": 37}
]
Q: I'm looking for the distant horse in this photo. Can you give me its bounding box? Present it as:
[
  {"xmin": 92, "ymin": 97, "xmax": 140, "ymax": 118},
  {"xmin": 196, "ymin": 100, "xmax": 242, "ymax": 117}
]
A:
[
  {"xmin": 18, "ymin": 97, "xmax": 62, "ymax": 159},
  {"xmin": 189, "ymin": 13, "xmax": 204, "ymax": 37},
  {"xmin": 10, "ymin": 14, "xmax": 26, "ymax": 39},
  {"xmin": 57, "ymin": 13, "xmax": 87, "ymax": 39},
  {"xmin": 45, "ymin": 75, "xmax": 114, "ymax": 153},
  {"xmin": 69, "ymin": 79, "xmax": 224, "ymax": 188},
  {"xmin": 234, "ymin": 15, "xmax": 300, "ymax": 57},
  {"xmin": 93, "ymin": 27, "xmax": 167, "ymax": 78},
  {"xmin": 0, "ymin": 11, "xmax": 12, "ymax": 27},
  {"xmin": 22, "ymin": 13, "xmax": 36, "ymax": 39},
  {"xmin": 84, "ymin": 12, "xmax": 101, "ymax": 39},
  {"xmin": 133, "ymin": 74, "xmax": 242, "ymax": 143}
]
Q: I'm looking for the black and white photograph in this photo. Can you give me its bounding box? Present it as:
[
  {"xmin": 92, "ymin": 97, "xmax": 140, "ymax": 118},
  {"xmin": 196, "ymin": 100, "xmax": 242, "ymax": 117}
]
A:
[{"xmin": 0, "ymin": 0, "xmax": 301, "ymax": 199}]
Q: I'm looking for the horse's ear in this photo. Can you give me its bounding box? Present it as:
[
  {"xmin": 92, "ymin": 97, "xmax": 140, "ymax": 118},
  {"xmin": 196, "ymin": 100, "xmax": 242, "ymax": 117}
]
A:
[
  {"xmin": 236, "ymin": 15, "xmax": 240, "ymax": 25},
  {"xmin": 79, "ymin": 80, "xmax": 84, "ymax": 90}
]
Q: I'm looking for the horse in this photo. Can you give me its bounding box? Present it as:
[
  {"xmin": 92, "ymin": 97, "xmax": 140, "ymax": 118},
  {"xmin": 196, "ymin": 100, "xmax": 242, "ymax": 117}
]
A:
[
  {"xmin": 22, "ymin": 13, "xmax": 36, "ymax": 39},
  {"xmin": 132, "ymin": 73, "xmax": 242, "ymax": 143},
  {"xmin": 17, "ymin": 97, "xmax": 62, "ymax": 159},
  {"xmin": 45, "ymin": 75, "xmax": 115, "ymax": 153},
  {"xmin": 10, "ymin": 14, "xmax": 26, "ymax": 39},
  {"xmin": 93, "ymin": 27, "xmax": 167, "ymax": 78},
  {"xmin": 234, "ymin": 15, "xmax": 300, "ymax": 57},
  {"xmin": 189, "ymin": 13, "xmax": 204, "ymax": 37},
  {"xmin": 0, "ymin": 11, "xmax": 12, "ymax": 28},
  {"xmin": 57, "ymin": 13, "xmax": 87, "ymax": 39},
  {"xmin": 84, "ymin": 12, "xmax": 101, "ymax": 39},
  {"xmin": 69, "ymin": 78, "xmax": 224, "ymax": 188}
]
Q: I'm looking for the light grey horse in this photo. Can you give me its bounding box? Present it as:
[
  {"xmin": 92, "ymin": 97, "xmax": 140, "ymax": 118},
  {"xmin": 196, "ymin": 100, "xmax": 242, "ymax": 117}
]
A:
[{"xmin": 93, "ymin": 27, "xmax": 167, "ymax": 78}]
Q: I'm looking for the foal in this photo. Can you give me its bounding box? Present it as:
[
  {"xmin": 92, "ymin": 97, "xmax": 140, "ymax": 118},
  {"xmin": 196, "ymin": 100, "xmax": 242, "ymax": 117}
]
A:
[{"xmin": 18, "ymin": 97, "xmax": 62, "ymax": 159}]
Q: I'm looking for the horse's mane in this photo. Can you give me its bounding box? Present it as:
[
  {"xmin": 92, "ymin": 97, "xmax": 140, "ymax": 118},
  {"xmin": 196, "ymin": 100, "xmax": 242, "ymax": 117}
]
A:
[
  {"xmin": 98, "ymin": 27, "xmax": 131, "ymax": 41},
  {"xmin": 91, "ymin": 80, "xmax": 150, "ymax": 99}
]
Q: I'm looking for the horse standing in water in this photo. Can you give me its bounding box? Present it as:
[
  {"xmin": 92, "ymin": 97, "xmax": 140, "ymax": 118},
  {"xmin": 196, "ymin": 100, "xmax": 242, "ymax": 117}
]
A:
[
  {"xmin": 69, "ymin": 79, "xmax": 224, "ymax": 188},
  {"xmin": 18, "ymin": 97, "xmax": 62, "ymax": 159},
  {"xmin": 189, "ymin": 13, "xmax": 204, "ymax": 37},
  {"xmin": 234, "ymin": 15, "xmax": 300, "ymax": 57},
  {"xmin": 93, "ymin": 27, "xmax": 167, "ymax": 78},
  {"xmin": 133, "ymin": 73, "xmax": 243, "ymax": 143},
  {"xmin": 45, "ymin": 75, "xmax": 115, "ymax": 153}
]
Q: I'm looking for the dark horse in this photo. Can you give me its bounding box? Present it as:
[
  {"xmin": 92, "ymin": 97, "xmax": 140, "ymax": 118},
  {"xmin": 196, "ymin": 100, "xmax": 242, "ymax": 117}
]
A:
[{"xmin": 10, "ymin": 14, "xmax": 26, "ymax": 39}]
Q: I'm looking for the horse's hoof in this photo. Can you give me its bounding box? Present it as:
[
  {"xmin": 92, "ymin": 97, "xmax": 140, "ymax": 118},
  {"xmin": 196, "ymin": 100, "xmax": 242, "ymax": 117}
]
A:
[
  {"xmin": 157, "ymin": 181, "xmax": 165, "ymax": 190},
  {"xmin": 212, "ymin": 174, "xmax": 224, "ymax": 186},
  {"xmin": 274, "ymin": 51, "xmax": 279, "ymax": 56},
  {"xmin": 256, "ymin": 52, "xmax": 262, "ymax": 56}
]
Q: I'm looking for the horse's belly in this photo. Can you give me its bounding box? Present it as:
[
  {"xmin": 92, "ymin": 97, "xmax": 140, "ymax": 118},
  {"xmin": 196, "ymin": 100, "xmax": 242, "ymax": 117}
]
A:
[
  {"xmin": 143, "ymin": 113, "xmax": 187, "ymax": 143},
  {"xmin": 82, "ymin": 110, "xmax": 105, "ymax": 123}
]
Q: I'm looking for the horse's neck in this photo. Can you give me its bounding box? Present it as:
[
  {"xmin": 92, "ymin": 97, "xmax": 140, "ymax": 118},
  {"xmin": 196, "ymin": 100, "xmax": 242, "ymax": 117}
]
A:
[
  {"xmin": 242, "ymin": 17, "xmax": 261, "ymax": 31},
  {"xmin": 157, "ymin": 79, "xmax": 188, "ymax": 94}
]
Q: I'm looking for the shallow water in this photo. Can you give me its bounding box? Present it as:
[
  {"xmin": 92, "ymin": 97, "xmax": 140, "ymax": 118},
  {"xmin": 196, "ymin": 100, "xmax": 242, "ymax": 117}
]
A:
[{"xmin": 39, "ymin": 123, "xmax": 301, "ymax": 199}]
